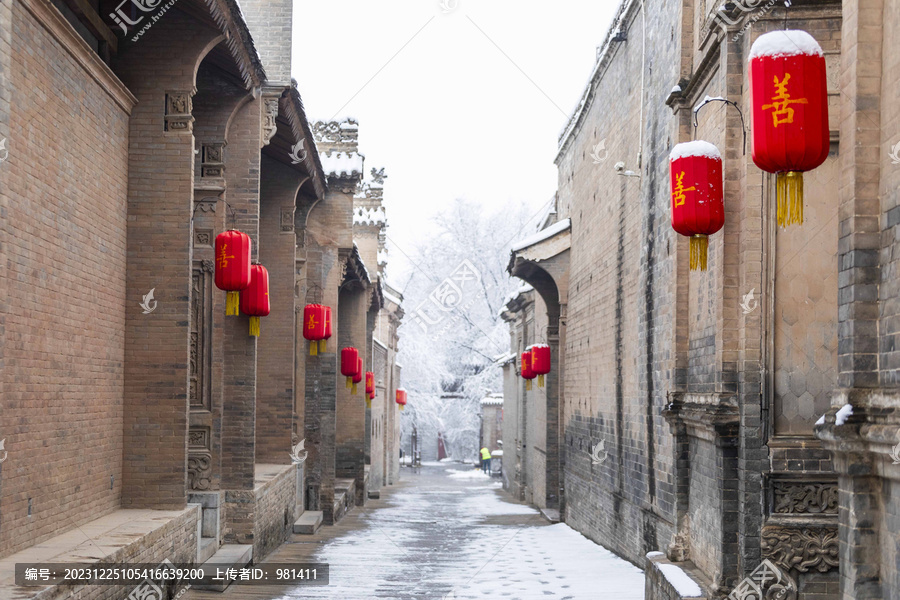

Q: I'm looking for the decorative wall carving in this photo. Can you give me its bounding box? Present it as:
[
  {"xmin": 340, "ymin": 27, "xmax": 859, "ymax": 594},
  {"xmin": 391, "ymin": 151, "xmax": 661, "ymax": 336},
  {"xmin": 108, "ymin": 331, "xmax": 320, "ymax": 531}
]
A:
[
  {"xmin": 761, "ymin": 526, "xmax": 839, "ymax": 573},
  {"xmin": 773, "ymin": 481, "xmax": 838, "ymax": 514},
  {"xmin": 201, "ymin": 142, "xmax": 225, "ymax": 177},
  {"xmin": 196, "ymin": 198, "xmax": 217, "ymax": 213},
  {"xmin": 194, "ymin": 229, "xmax": 213, "ymax": 247},
  {"xmin": 188, "ymin": 451, "xmax": 212, "ymax": 490},
  {"xmin": 190, "ymin": 263, "xmax": 213, "ymax": 410},
  {"xmin": 165, "ymin": 91, "xmax": 194, "ymax": 132},
  {"xmin": 262, "ymin": 98, "xmax": 279, "ymax": 145},
  {"xmin": 281, "ymin": 207, "xmax": 295, "ymax": 232},
  {"xmin": 189, "ymin": 428, "xmax": 208, "ymax": 449}
]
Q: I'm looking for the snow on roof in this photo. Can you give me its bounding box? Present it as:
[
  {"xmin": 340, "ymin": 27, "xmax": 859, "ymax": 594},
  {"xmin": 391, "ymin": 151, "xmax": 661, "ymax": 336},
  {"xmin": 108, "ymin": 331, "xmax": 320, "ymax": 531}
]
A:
[
  {"xmin": 352, "ymin": 242, "xmax": 370, "ymax": 282},
  {"xmin": 532, "ymin": 343, "xmax": 549, "ymax": 350},
  {"xmin": 383, "ymin": 290, "xmax": 403, "ymax": 307},
  {"xmin": 320, "ymin": 151, "xmax": 363, "ymax": 178},
  {"xmin": 749, "ymin": 30, "xmax": 824, "ymax": 61},
  {"xmin": 481, "ymin": 393, "xmax": 504, "ymax": 406},
  {"xmin": 669, "ymin": 140, "xmax": 721, "ymax": 162},
  {"xmin": 353, "ymin": 206, "xmax": 386, "ymax": 226},
  {"xmin": 493, "ymin": 352, "xmax": 516, "ymax": 365},
  {"xmin": 511, "ymin": 218, "xmax": 571, "ymax": 252},
  {"xmin": 835, "ymin": 403, "xmax": 853, "ymax": 426},
  {"xmin": 657, "ymin": 563, "xmax": 703, "ymax": 598}
]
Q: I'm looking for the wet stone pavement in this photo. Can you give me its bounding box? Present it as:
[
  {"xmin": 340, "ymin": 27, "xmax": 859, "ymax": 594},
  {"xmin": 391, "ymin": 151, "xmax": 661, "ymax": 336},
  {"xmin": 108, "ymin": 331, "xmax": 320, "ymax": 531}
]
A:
[{"xmin": 184, "ymin": 463, "xmax": 645, "ymax": 600}]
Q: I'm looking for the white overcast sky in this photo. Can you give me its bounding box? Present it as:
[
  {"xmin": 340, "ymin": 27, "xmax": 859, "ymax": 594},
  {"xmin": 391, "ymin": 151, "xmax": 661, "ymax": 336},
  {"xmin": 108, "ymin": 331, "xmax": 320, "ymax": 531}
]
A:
[{"xmin": 291, "ymin": 0, "xmax": 618, "ymax": 285}]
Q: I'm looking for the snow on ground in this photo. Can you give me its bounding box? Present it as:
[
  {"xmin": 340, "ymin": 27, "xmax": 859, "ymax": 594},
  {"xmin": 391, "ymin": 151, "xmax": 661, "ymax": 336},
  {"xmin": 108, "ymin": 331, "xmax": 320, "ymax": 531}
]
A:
[
  {"xmin": 446, "ymin": 523, "xmax": 645, "ymax": 600},
  {"xmin": 274, "ymin": 464, "xmax": 643, "ymax": 599},
  {"xmin": 446, "ymin": 468, "xmax": 491, "ymax": 480}
]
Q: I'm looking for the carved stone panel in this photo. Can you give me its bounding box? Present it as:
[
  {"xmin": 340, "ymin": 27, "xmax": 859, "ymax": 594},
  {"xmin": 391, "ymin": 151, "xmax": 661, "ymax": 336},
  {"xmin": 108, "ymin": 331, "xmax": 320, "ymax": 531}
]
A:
[
  {"xmin": 262, "ymin": 98, "xmax": 279, "ymax": 146},
  {"xmin": 190, "ymin": 261, "xmax": 213, "ymax": 410},
  {"xmin": 201, "ymin": 142, "xmax": 225, "ymax": 177},
  {"xmin": 165, "ymin": 91, "xmax": 194, "ymax": 132},
  {"xmin": 188, "ymin": 451, "xmax": 212, "ymax": 491},
  {"xmin": 773, "ymin": 481, "xmax": 838, "ymax": 515},
  {"xmin": 194, "ymin": 228, "xmax": 213, "ymax": 247},
  {"xmin": 761, "ymin": 525, "xmax": 839, "ymax": 573},
  {"xmin": 281, "ymin": 207, "xmax": 295, "ymax": 232}
]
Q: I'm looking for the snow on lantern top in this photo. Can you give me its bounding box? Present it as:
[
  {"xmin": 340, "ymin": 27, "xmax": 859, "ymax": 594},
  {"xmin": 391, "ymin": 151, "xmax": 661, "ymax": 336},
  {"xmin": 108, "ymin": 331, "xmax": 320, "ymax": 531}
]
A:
[
  {"xmin": 748, "ymin": 30, "xmax": 824, "ymax": 61},
  {"xmin": 669, "ymin": 140, "xmax": 722, "ymax": 162}
]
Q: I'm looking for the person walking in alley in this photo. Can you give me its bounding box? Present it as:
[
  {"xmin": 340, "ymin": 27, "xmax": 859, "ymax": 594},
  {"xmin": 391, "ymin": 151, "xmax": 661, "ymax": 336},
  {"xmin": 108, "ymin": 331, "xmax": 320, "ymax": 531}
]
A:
[{"xmin": 480, "ymin": 447, "xmax": 492, "ymax": 474}]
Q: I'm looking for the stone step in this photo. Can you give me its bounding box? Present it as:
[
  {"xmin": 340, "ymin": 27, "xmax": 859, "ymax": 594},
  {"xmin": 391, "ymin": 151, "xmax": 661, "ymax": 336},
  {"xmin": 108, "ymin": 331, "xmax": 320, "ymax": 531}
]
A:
[
  {"xmin": 367, "ymin": 489, "xmax": 381, "ymax": 499},
  {"xmin": 191, "ymin": 543, "xmax": 253, "ymax": 592},
  {"xmin": 540, "ymin": 508, "xmax": 560, "ymax": 523},
  {"xmin": 198, "ymin": 536, "xmax": 218, "ymax": 564},
  {"xmin": 293, "ymin": 510, "xmax": 324, "ymax": 535}
]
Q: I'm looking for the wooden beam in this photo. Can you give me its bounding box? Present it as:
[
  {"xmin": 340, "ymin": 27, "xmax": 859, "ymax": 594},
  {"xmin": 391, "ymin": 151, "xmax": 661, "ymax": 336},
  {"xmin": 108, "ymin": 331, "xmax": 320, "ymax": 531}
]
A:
[{"xmin": 63, "ymin": 0, "xmax": 118, "ymax": 54}]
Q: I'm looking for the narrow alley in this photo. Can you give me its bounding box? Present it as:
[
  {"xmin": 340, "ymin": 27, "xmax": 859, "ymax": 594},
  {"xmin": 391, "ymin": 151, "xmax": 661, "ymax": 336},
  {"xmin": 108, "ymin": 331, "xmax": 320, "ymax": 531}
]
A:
[{"xmin": 185, "ymin": 463, "xmax": 644, "ymax": 600}]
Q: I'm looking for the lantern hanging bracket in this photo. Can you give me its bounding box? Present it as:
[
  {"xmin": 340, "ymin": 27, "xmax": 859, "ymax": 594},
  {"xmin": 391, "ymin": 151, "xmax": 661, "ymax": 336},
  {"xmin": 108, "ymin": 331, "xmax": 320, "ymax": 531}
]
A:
[{"xmin": 692, "ymin": 97, "xmax": 747, "ymax": 155}]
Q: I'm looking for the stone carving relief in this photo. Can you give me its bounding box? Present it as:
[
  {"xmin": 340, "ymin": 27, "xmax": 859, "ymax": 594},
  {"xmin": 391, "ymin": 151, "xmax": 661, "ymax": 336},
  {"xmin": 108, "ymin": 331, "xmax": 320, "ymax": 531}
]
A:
[
  {"xmin": 189, "ymin": 263, "xmax": 213, "ymax": 410},
  {"xmin": 281, "ymin": 207, "xmax": 295, "ymax": 232},
  {"xmin": 761, "ymin": 526, "xmax": 839, "ymax": 573},
  {"xmin": 165, "ymin": 91, "xmax": 194, "ymax": 132},
  {"xmin": 773, "ymin": 481, "xmax": 838, "ymax": 515},
  {"xmin": 201, "ymin": 142, "xmax": 225, "ymax": 177},
  {"xmin": 188, "ymin": 451, "xmax": 212, "ymax": 491},
  {"xmin": 194, "ymin": 229, "xmax": 213, "ymax": 247},
  {"xmin": 262, "ymin": 98, "xmax": 279, "ymax": 145}
]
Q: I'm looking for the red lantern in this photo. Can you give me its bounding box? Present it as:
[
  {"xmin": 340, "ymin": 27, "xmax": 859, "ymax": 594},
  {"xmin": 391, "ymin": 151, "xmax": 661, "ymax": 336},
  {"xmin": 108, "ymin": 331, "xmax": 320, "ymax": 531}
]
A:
[
  {"xmin": 352, "ymin": 357, "xmax": 363, "ymax": 395},
  {"xmin": 521, "ymin": 351, "xmax": 536, "ymax": 391},
  {"xmin": 396, "ymin": 388, "xmax": 407, "ymax": 411},
  {"xmin": 240, "ymin": 264, "xmax": 269, "ymax": 337},
  {"xmin": 341, "ymin": 347, "xmax": 359, "ymax": 389},
  {"xmin": 322, "ymin": 306, "xmax": 333, "ymax": 353},
  {"xmin": 365, "ymin": 371, "xmax": 375, "ymax": 408},
  {"xmin": 302, "ymin": 304, "xmax": 327, "ymax": 355},
  {"xmin": 215, "ymin": 230, "xmax": 251, "ymax": 315},
  {"xmin": 669, "ymin": 141, "xmax": 725, "ymax": 271},
  {"xmin": 749, "ymin": 29, "xmax": 828, "ymax": 227},
  {"xmin": 531, "ymin": 344, "xmax": 551, "ymax": 388}
]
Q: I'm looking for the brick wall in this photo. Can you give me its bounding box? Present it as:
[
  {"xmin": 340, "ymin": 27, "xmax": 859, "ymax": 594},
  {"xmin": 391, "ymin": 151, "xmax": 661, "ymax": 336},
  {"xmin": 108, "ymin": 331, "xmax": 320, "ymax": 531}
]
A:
[
  {"xmin": 113, "ymin": 10, "xmax": 224, "ymax": 510},
  {"xmin": 0, "ymin": 0, "xmax": 133, "ymax": 557},
  {"xmin": 257, "ymin": 155, "xmax": 300, "ymax": 464}
]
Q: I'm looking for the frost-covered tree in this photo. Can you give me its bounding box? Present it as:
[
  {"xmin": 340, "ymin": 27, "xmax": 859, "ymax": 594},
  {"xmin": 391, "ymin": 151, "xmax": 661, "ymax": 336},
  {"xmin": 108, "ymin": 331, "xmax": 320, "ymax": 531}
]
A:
[{"xmin": 396, "ymin": 198, "xmax": 538, "ymax": 460}]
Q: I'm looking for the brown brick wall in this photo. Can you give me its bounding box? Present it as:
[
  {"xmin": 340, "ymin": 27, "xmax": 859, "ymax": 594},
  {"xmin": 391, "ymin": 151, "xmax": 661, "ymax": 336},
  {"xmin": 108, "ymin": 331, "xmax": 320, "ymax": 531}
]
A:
[
  {"xmin": 256, "ymin": 155, "xmax": 300, "ymax": 464},
  {"xmin": 113, "ymin": 11, "xmax": 224, "ymax": 510},
  {"xmin": 0, "ymin": 0, "xmax": 133, "ymax": 557}
]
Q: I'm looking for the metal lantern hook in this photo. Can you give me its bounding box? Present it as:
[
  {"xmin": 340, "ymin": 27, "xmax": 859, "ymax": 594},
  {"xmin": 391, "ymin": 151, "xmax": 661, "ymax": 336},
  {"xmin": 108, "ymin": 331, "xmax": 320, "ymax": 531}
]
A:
[{"xmin": 692, "ymin": 97, "xmax": 747, "ymax": 156}]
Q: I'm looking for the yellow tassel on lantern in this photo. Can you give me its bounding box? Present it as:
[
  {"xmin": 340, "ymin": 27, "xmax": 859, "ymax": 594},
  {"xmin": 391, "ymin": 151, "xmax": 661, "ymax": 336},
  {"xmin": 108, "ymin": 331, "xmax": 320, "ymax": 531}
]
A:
[
  {"xmin": 346, "ymin": 377, "xmax": 352, "ymax": 389},
  {"xmin": 400, "ymin": 404, "xmax": 405, "ymax": 411},
  {"xmin": 319, "ymin": 339, "xmax": 327, "ymax": 353},
  {"xmin": 366, "ymin": 398, "xmax": 372, "ymax": 409},
  {"xmin": 689, "ymin": 234, "xmax": 709, "ymax": 271},
  {"xmin": 226, "ymin": 291, "xmax": 240, "ymax": 316},
  {"xmin": 526, "ymin": 380, "xmax": 532, "ymax": 391},
  {"xmin": 249, "ymin": 316, "xmax": 260, "ymax": 337},
  {"xmin": 776, "ymin": 171, "xmax": 804, "ymax": 227},
  {"xmin": 352, "ymin": 382, "xmax": 358, "ymax": 395},
  {"xmin": 309, "ymin": 340, "xmax": 318, "ymax": 356}
]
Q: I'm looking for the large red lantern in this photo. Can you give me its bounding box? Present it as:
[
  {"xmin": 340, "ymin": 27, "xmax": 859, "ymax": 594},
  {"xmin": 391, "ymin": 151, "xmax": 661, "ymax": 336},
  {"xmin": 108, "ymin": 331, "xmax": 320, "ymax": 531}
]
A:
[
  {"xmin": 322, "ymin": 306, "xmax": 333, "ymax": 353},
  {"xmin": 341, "ymin": 347, "xmax": 359, "ymax": 389},
  {"xmin": 531, "ymin": 344, "xmax": 551, "ymax": 388},
  {"xmin": 365, "ymin": 371, "xmax": 375, "ymax": 408},
  {"xmin": 240, "ymin": 264, "xmax": 269, "ymax": 337},
  {"xmin": 215, "ymin": 230, "xmax": 251, "ymax": 315},
  {"xmin": 302, "ymin": 304, "xmax": 327, "ymax": 355},
  {"xmin": 352, "ymin": 357, "xmax": 363, "ymax": 395},
  {"xmin": 749, "ymin": 29, "xmax": 828, "ymax": 227},
  {"xmin": 521, "ymin": 351, "xmax": 536, "ymax": 391},
  {"xmin": 669, "ymin": 141, "xmax": 725, "ymax": 271}
]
